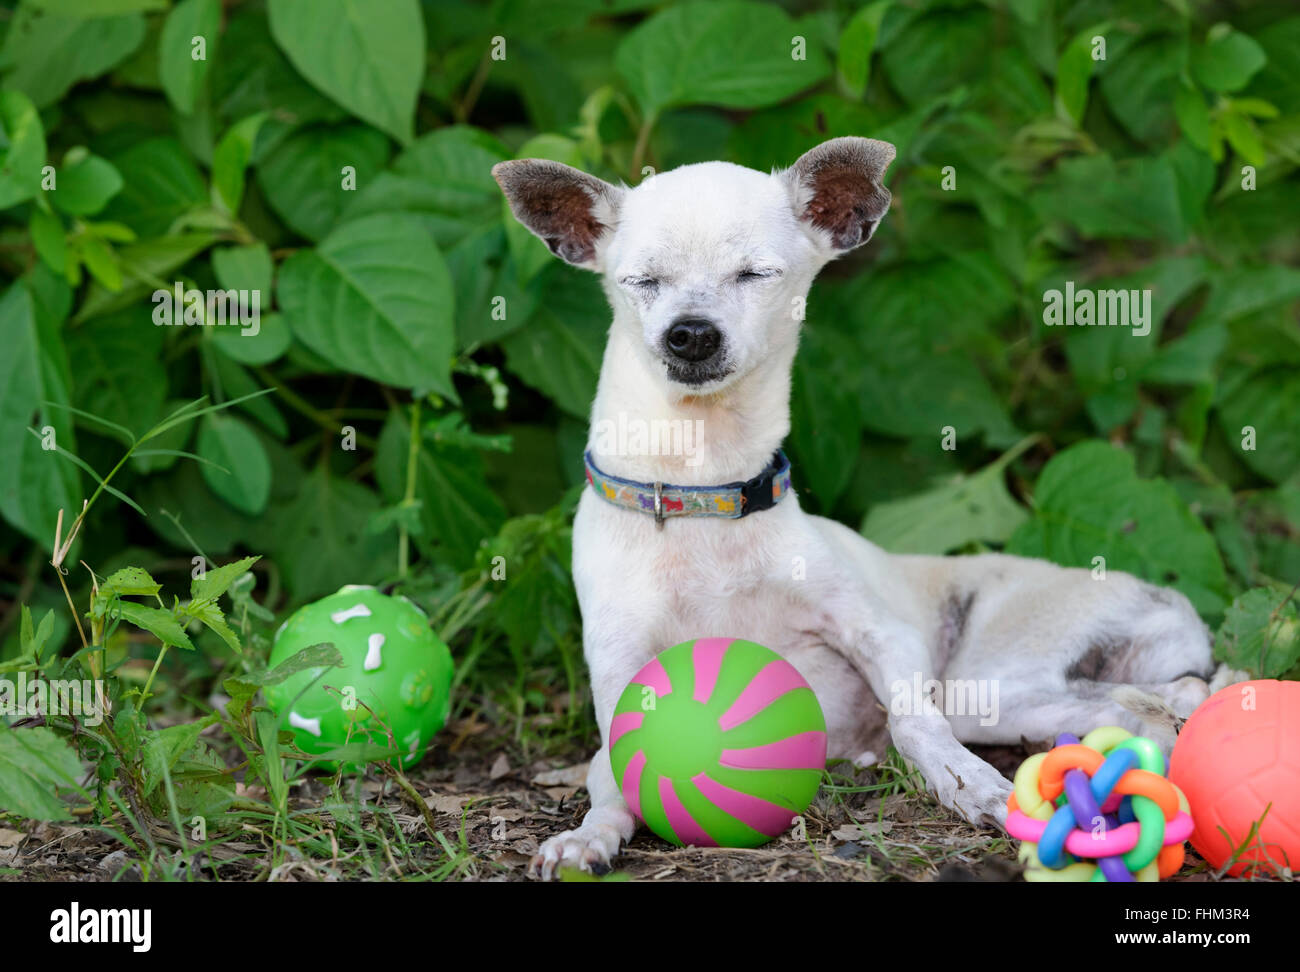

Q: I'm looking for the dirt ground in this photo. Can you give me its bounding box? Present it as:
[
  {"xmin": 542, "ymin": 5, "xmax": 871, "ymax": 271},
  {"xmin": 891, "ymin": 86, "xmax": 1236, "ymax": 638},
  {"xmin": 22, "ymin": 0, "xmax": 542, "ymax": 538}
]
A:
[{"xmin": 0, "ymin": 725, "xmax": 1265, "ymax": 882}]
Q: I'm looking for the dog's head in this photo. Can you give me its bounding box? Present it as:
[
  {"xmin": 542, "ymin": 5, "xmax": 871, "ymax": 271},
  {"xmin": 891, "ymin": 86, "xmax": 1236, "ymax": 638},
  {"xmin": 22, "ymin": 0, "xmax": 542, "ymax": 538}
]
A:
[{"xmin": 493, "ymin": 137, "xmax": 895, "ymax": 393}]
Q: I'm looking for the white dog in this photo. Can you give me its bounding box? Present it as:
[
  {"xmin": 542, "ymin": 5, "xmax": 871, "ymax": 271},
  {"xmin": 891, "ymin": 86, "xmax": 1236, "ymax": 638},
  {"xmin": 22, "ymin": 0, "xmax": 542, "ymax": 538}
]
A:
[{"xmin": 493, "ymin": 137, "xmax": 1222, "ymax": 879}]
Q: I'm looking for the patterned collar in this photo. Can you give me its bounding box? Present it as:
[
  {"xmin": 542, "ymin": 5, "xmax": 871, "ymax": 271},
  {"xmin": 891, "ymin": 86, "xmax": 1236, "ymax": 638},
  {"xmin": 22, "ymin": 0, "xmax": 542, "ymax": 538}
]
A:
[{"xmin": 583, "ymin": 450, "xmax": 792, "ymax": 527}]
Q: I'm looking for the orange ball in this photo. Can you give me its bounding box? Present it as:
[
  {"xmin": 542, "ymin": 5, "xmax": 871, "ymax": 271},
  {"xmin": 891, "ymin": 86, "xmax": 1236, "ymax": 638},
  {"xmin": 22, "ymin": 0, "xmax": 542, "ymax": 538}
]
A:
[{"xmin": 1169, "ymin": 679, "xmax": 1300, "ymax": 877}]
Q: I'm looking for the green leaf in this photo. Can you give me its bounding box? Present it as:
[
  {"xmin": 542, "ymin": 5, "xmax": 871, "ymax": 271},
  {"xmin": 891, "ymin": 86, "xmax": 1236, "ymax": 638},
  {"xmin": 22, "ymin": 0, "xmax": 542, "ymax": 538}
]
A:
[
  {"xmin": 838, "ymin": 1, "xmax": 890, "ymax": 95},
  {"xmin": 145, "ymin": 739, "xmax": 233, "ymax": 820},
  {"xmin": 0, "ymin": 279, "xmax": 79, "ymax": 552},
  {"xmin": 1035, "ymin": 153, "xmax": 1186, "ymax": 242},
  {"xmin": 50, "ymin": 148, "xmax": 122, "ymax": 216},
  {"xmin": 140, "ymin": 388, "xmax": 276, "ymax": 442},
  {"xmin": 197, "ymin": 413, "xmax": 271, "ymax": 515},
  {"xmin": 138, "ymin": 464, "xmax": 252, "ymax": 556},
  {"xmin": 28, "ymin": 0, "xmax": 165, "ymax": 13},
  {"xmin": 1098, "ymin": 33, "xmax": 1182, "ymax": 143},
  {"xmin": 212, "ymin": 242, "xmax": 272, "ymax": 298},
  {"xmin": 0, "ymin": 6, "xmax": 146, "ymax": 109},
  {"xmin": 475, "ymin": 506, "xmax": 577, "ymax": 653},
  {"xmin": 267, "ymin": 0, "xmax": 424, "ymax": 144},
  {"xmin": 128, "ymin": 397, "xmax": 189, "ymax": 475},
  {"xmin": 0, "ymin": 726, "xmax": 84, "ymax": 821},
  {"xmin": 501, "ymin": 267, "xmax": 606, "ymax": 418},
  {"xmin": 725, "ymin": 92, "xmax": 881, "ymax": 171},
  {"xmin": 75, "ymin": 233, "xmax": 215, "ymax": 322},
  {"xmin": 224, "ymin": 642, "xmax": 343, "ymax": 707},
  {"xmin": 1192, "ymin": 25, "xmax": 1267, "ymax": 94},
  {"xmin": 211, "ymin": 112, "xmax": 267, "ymax": 215},
  {"xmin": 375, "ymin": 411, "xmax": 507, "ymax": 568},
  {"xmin": 341, "ymin": 125, "xmax": 510, "ymax": 249},
  {"xmin": 616, "ymin": 0, "xmax": 831, "ymax": 118},
  {"xmin": 1248, "ymin": 16, "xmax": 1300, "ymax": 114},
  {"xmin": 192, "ymin": 554, "xmax": 260, "ymax": 603},
  {"xmin": 1199, "ymin": 265, "xmax": 1300, "ymax": 326},
  {"xmin": 1060, "ymin": 256, "xmax": 1209, "ymax": 431},
  {"xmin": 256, "ymin": 123, "xmax": 391, "ymax": 241},
  {"xmin": 485, "ymin": 0, "xmax": 602, "ymax": 38},
  {"xmin": 1174, "ymin": 84, "xmax": 1212, "ymax": 150},
  {"xmin": 446, "ymin": 224, "xmax": 539, "ymax": 349},
  {"xmin": 110, "ymin": 600, "xmax": 196, "ymax": 651},
  {"xmin": 98, "ymin": 565, "xmax": 163, "ymax": 605},
  {"xmin": 1214, "ymin": 587, "xmax": 1300, "ymax": 679},
  {"xmin": 211, "ymin": 7, "xmax": 345, "ymax": 125},
  {"xmin": 1006, "ymin": 441, "xmax": 1228, "ymax": 616},
  {"xmin": 141, "ymin": 715, "xmax": 218, "ymax": 797},
  {"xmin": 1143, "ymin": 327, "xmax": 1227, "ymax": 388},
  {"xmin": 76, "ymin": 235, "xmax": 120, "ymax": 291},
  {"xmin": 861, "ymin": 438, "xmax": 1033, "ymax": 554},
  {"xmin": 1055, "ymin": 24, "xmax": 1107, "ymax": 126},
  {"xmin": 209, "ymin": 244, "xmax": 287, "ymax": 364},
  {"xmin": 790, "ymin": 325, "xmax": 862, "ymax": 510},
  {"xmin": 100, "ymin": 137, "xmax": 208, "ymax": 238},
  {"xmin": 0, "ymin": 90, "xmax": 46, "ymax": 209},
  {"xmin": 829, "ymin": 256, "xmax": 1017, "ymax": 443},
  {"xmin": 277, "ymin": 213, "xmax": 455, "ymax": 396},
  {"xmin": 267, "ymin": 469, "xmax": 393, "ymax": 600},
  {"xmin": 29, "ymin": 208, "xmax": 67, "ymax": 275},
  {"xmin": 209, "ymin": 355, "xmax": 286, "ymax": 438},
  {"xmin": 211, "ymin": 311, "xmax": 290, "ymax": 366},
  {"xmin": 880, "ymin": 7, "xmax": 989, "ymax": 105},
  {"xmin": 1217, "ymin": 367, "xmax": 1300, "ymax": 484},
  {"xmin": 1222, "ymin": 110, "xmax": 1265, "ymax": 167},
  {"xmin": 181, "ymin": 598, "xmax": 241, "ymax": 654},
  {"xmin": 64, "ymin": 308, "xmax": 167, "ymax": 440},
  {"xmin": 21, "ymin": 606, "xmax": 55, "ymax": 663},
  {"xmin": 158, "ymin": 0, "xmax": 220, "ymax": 114},
  {"xmin": 0, "ymin": 606, "xmax": 55, "ymax": 673}
]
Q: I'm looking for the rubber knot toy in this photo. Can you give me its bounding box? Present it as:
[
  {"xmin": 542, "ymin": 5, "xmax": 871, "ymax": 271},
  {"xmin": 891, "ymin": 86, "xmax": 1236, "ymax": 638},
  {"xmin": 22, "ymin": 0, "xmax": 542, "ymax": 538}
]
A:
[{"xmin": 1005, "ymin": 726, "xmax": 1193, "ymax": 882}]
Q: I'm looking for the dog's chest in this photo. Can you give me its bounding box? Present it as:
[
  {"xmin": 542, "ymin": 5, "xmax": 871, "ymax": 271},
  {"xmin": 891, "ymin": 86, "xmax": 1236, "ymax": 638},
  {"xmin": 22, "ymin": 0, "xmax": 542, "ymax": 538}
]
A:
[{"xmin": 575, "ymin": 495, "xmax": 825, "ymax": 647}]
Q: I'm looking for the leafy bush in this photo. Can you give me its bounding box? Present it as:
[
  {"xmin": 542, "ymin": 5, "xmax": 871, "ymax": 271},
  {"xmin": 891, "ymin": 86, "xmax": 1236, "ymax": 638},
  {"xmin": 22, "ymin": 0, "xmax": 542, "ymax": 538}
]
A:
[{"xmin": 0, "ymin": 0, "xmax": 1298, "ymax": 845}]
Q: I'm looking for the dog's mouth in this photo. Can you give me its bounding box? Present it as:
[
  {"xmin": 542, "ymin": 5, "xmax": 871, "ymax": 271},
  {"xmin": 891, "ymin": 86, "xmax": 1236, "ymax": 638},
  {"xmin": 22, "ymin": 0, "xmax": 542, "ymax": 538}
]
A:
[{"xmin": 664, "ymin": 359, "xmax": 733, "ymax": 386}]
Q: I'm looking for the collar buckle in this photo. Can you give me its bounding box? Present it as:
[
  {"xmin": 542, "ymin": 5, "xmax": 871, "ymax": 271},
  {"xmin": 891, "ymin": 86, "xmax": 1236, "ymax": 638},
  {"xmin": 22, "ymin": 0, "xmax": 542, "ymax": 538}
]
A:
[{"xmin": 653, "ymin": 481, "xmax": 665, "ymax": 530}]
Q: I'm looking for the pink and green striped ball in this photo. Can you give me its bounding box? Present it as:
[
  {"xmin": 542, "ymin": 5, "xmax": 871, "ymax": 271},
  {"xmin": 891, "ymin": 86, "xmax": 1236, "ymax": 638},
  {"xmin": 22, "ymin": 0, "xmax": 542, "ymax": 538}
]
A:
[{"xmin": 610, "ymin": 638, "xmax": 827, "ymax": 848}]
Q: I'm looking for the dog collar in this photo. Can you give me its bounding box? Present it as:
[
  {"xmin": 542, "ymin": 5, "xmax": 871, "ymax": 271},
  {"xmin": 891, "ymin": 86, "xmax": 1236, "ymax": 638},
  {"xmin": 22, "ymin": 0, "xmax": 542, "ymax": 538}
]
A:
[{"xmin": 583, "ymin": 449, "xmax": 792, "ymax": 527}]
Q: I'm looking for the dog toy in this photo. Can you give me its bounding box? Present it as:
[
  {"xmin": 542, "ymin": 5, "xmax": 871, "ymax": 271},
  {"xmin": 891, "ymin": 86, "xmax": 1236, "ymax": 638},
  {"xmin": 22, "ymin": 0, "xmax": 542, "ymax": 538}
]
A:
[
  {"xmin": 1169, "ymin": 678, "xmax": 1300, "ymax": 876},
  {"xmin": 264, "ymin": 585, "xmax": 452, "ymax": 770},
  {"xmin": 609, "ymin": 638, "xmax": 826, "ymax": 848},
  {"xmin": 1006, "ymin": 726, "xmax": 1193, "ymax": 881}
]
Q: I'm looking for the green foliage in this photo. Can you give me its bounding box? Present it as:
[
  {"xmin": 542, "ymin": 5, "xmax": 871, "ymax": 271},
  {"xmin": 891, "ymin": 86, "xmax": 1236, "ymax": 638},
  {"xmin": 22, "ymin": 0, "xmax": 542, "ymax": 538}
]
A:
[
  {"xmin": 616, "ymin": 1, "xmax": 831, "ymax": 118},
  {"xmin": 0, "ymin": 726, "xmax": 85, "ymax": 821},
  {"xmin": 1215, "ymin": 586, "xmax": 1300, "ymax": 679},
  {"xmin": 0, "ymin": 0, "xmax": 1297, "ymax": 843},
  {"xmin": 1006, "ymin": 442, "xmax": 1229, "ymax": 616}
]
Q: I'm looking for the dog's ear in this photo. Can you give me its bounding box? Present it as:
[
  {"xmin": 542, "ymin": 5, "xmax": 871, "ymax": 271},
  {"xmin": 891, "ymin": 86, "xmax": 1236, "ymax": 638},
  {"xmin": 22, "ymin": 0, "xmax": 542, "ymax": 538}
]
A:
[
  {"xmin": 491, "ymin": 159, "xmax": 623, "ymax": 270},
  {"xmin": 784, "ymin": 136, "xmax": 896, "ymax": 251}
]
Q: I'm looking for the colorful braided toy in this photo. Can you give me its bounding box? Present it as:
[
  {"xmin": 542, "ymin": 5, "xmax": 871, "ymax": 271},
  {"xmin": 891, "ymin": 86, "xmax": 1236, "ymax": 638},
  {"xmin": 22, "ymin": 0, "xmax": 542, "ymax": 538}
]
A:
[{"xmin": 1006, "ymin": 726, "xmax": 1193, "ymax": 882}]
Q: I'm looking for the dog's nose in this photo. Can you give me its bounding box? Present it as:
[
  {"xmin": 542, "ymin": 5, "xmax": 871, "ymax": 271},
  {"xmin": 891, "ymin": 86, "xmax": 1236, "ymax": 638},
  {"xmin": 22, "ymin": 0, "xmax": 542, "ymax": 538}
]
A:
[{"xmin": 665, "ymin": 317, "xmax": 721, "ymax": 362}]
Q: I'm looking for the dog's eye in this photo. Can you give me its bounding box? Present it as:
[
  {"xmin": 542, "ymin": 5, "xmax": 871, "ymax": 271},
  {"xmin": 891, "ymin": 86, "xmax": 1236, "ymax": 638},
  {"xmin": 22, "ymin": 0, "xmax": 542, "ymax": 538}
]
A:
[
  {"xmin": 737, "ymin": 268, "xmax": 779, "ymax": 282},
  {"xmin": 621, "ymin": 276, "xmax": 659, "ymax": 291}
]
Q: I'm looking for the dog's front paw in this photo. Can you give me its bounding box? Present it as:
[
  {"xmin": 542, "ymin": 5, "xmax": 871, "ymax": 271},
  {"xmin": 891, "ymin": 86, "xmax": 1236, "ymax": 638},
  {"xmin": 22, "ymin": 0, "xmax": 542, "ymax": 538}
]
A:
[
  {"xmin": 931, "ymin": 764, "xmax": 1013, "ymax": 830},
  {"xmin": 529, "ymin": 808, "xmax": 636, "ymax": 880}
]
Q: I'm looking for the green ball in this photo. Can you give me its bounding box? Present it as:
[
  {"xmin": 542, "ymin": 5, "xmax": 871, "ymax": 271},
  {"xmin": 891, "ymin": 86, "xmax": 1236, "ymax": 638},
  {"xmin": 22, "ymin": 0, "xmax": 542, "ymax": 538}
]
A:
[
  {"xmin": 610, "ymin": 638, "xmax": 827, "ymax": 848},
  {"xmin": 264, "ymin": 586, "xmax": 453, "ymax": 770}
]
